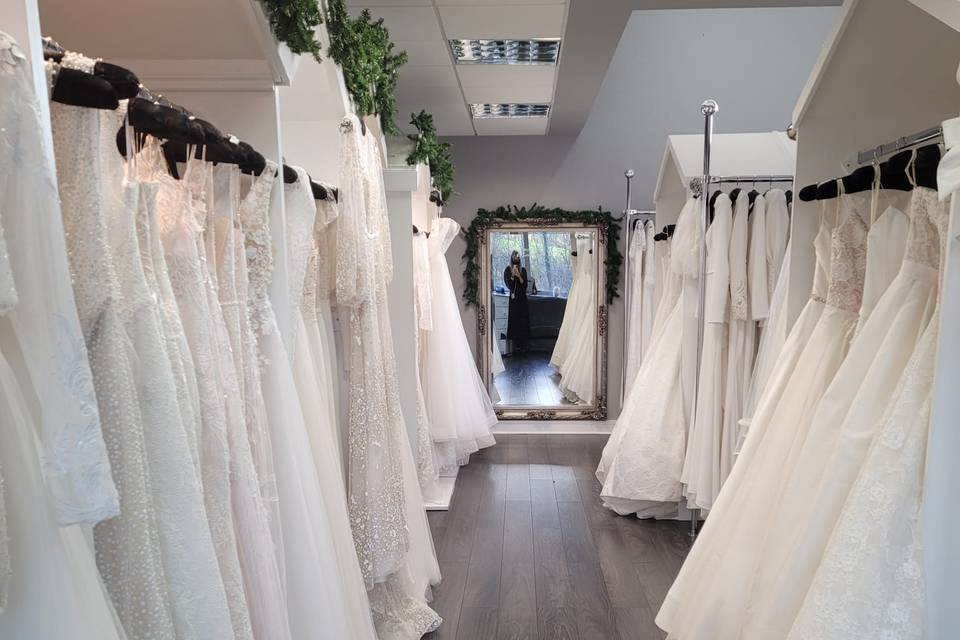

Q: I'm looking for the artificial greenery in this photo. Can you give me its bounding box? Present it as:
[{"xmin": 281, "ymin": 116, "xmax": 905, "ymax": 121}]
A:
[
  {"xmin": 407, "ymin": 110, "xmax": 455, "ymax": 202},
  {"xmin": 326, "ymin": 0, "xmax": 408, "ymax": 134},
  {"xmin": 260, "ymin": 0, "xmax": 324, "ymax": 61},
  {"xmin": 461, "ymin": 205, "xmax": 623, "ymax": 308}
]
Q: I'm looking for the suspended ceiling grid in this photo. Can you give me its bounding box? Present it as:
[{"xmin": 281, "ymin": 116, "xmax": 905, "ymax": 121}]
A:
[{"xmin": 347, "ymin": 0, "xmax": 568, "ymax": 136}]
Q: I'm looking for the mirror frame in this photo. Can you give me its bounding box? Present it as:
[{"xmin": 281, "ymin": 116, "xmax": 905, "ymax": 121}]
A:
[{"xmin": 478, "ymin": 220, "xmax": 609, "ymax": 420}]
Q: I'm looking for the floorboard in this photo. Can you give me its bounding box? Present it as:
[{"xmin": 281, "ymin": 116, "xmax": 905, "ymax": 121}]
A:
[{"xmin": 426, "ymin": 434, "xmax": 691, "ymax": 640}]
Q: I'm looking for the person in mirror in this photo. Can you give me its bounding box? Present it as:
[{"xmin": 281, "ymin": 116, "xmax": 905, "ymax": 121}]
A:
[{"xmin": 504, "ymin": 250, "xmax": 531, "ymax": 355}]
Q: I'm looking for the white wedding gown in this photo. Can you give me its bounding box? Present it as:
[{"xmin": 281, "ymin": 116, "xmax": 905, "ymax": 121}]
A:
[
  {"xmin": 596, "ymin": 196, "xmax": 697, "ymax": 518},
  {"xmin": 558, "ymin": 235, "xmax": 598, "ymax": 404},
  {"xmin": 0, "ymin": 34, "xmax": 125, "ymax": 638},
  {"xmin": 657, "ymin": 189, "xmax": 871, "ymax": 639},
  {"xmin": 681, "ymin": 193, "xmax": 732, "ymax": 511},
  {"xmin": 742, "ymin": 186, "xmax": 943, "ymax": 640},
  {"xmin": 550, "ymin": 235, "xmax": 590, "ymax": 371},
  {"xmin": 340, "ymin": 115, "xmax": 442, "ymax": 638},
  {"xmin": 624, "ymin": 221, "xmax": 647, "ymax": 388},
  {"xmin": 422, "ymin": 217, "xmax": 496, "ymax": 465}
]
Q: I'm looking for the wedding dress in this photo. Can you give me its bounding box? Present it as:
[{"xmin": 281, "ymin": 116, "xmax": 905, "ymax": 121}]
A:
[
  {"xmin": 422, "ymin": 217, "xmax": 496, "ymax": 462},
  {"xmin": 0, "ymin": 35, "xmax": 125, "ymax": 637},
  {"xmin": 719, "ymin": 191, "xmax": 756, "ymax": 482},
  {"xmin": 596, "ymin": 196, "xmax": 698, "ymax": 517},
  {"xmin": 56, "ymin": 73, "xmax": 221, "ymax": 638},
  {"xmin": 550, "ymin": 235, "xmax": 590, "ymax": 371},
  {"xmin": 641, "ymin": 219, "xmax": 657, "ymax": 358},
  {"xmin": 241, "ymin": 158, "xmax": 376, "ymax": 640},
  {"xmin": 741, "ymin": 185, "xmax": 943, "ymax": 640},
  {"xmin": 558, "ymin": 234, "xmax": 598, "ymax": 404},
  {"xmin": 735, "ymin": 194, "xmax": 838, "ymax": 451},
  {"xmin": 340, "ymin": 114, "xmax": 441, "ymax": 638},
  {"xmin": 412, "ymin": 231, "xmax": 441, "ymax": 493},
  {"xmin": 624, "ymin": 221, "xmax": 647, "ymax": 387},
  {"xmin": 205, "ymin": 161, "xmax": 292, "ymax": 640},
  {"xmin": 285, "ymin": 167, "xmax": 380, "ymax": 640},
  {"xmin": 681, "ymin": 193, "xmax": 732, "ymax": 511},
  {"xmin": 656, "ymin": 189, "xmax": 870, "ymax": 640}
]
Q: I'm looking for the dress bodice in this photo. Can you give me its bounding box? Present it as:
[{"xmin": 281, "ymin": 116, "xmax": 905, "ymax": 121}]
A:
[
  {"xmin": 904, "ymin": 187, "xmax": 943, "ymax": 271},
  {"xmin": 670, "ymin": 195, "xmax": 701, "ymax": 278},
  {"xmin": 283, "ymin": 166, "xmax": 317, "ymax": 349},
  {"xmin": 825, "ymin": 197, "xmax": 869, "ymax": 313},
  {"xmin": 810, "ymin": 198, "xmax": 840, "ymax": 304},
  {"xmin": 729, "ymin": 191, "xmax": 751, "ymax": 322},
  {"xmin": 238, "ymin": 160, "xmax": 279, "ymax": 335},
  {"xmin": 314, "ymin": 197, "xmax": 339, "ymax": 306}
]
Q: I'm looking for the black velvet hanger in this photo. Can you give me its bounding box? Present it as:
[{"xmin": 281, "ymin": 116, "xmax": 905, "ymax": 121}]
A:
[
  {"xmin": 311, "ymin": 179, "xmax": 329, "ymax": 200},
  {"xmin": 729, "ymin": 187, "xmax": 742, "ymax": 203},
  {"xmin": 237, "ymin": 142, "xmax": 266, "ymax": 176},
  {"xmin": 914, "ymin": 144, "xmax": 941, "ymax": 190},
  {"xmin": 708, "ymin": 190, "xmax": 724, "ymax": 223},
  {"xmin": 429, "ymin": 188, "xmax": 444, "ymax": 207},
  {"xmin": 413, "ymin": 224, "xmax": 419, "ymax": 234},
  {"xmin": 50, "ymin": 67, "xmax": 119, "ymax": 110},
  {"xmin": 127, "ymin": 94, "xmax": 204, "ymax": 145},
  {"xmin": 666, "ymin": 224, "xmax": 676, "ymax": 238},
  {"xmin": 747, "ymin": 189, "xmax": 759, "ymax": 208},
  {"xmin": 841, "ymin": 165, "xmax": 876, "ymax": 194},
  {"xmin": 816, "ymin": 180, "xmax": 839, "ymax": 201},
  {"xmin": 786, "ymin": 190, "xmax": 793, "ymax": 206},
  {"xmin": 282, "ymin": 164, "xmax": 298, "ymax": 184},
  {"xmin": 880, "ymin": 150, "xmax": 913, "ymax": 191},
  {"xmin": 798, "ymin": 184, "xmax": 818, "ymax": 202},
  {"xmin": 93, "ymin": 62, "xmax": 140, "ymax": 100}
]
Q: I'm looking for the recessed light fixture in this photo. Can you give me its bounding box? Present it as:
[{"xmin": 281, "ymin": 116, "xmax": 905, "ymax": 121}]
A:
[
  {"xmin": 470, "ymin": 103, "xmax": 551, "ymax": 119},
  {"xmin": 450, "ymin": 39, "xmax": 561, "ymax": 65}
]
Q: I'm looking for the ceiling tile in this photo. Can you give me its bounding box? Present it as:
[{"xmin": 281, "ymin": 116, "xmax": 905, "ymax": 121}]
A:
[
  {"xmin": 397, "ymin": 64, "xmax": 459, "ymax": 88},
  {"xmin": 439, "ymin": 5, "xmax": 565, "ymax": 39},
  {"xmin": 395, "ymin": 83, "xmax": 464, "ymax": 105},
  {"xmin": 395, "ymin": 40, "xmax": 452, "ymax": 66},
  {"xmin": 456, "ymin": 64, "xmax": 556, "ymax": 88},
  {"xmin": 436, "ymin": 0, "xmax": 562, "ymax": 4},
  {"xmin": 462, "ymin": 85, "xmax": 553, "ymax": 104},
  {"xmin": 350, "ymin": 6, "xmax": 442, "ymax": 41},
  {"xmin": 472, "ymin": 116, "xmax": 549, "ymax": 135},
  {"xmin": 346, "ymin": 0, "xmax": 431, "ymax": 6}
]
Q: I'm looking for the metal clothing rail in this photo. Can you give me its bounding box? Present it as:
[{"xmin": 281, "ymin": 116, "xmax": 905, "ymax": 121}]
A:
[
  {"xmin": 855, "ymin": 125, "xmax": 942, "ymax": 166},
  {"xmin": 619, "ymin": 169, "xmax": 655, "ymax": 401}
]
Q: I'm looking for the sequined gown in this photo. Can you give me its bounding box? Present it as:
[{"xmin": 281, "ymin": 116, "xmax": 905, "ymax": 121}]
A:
[
  {"xmin": 0, "ymin": 33, "xmax": 125, "ymax": 638},
  {"xmin": 339, "ymin": 114, "xmax": 442, "ymax": 639}
]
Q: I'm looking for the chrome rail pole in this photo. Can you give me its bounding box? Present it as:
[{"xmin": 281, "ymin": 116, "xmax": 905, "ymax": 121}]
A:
[
  {"xmin": 689, "ymin": 99, "xmax": 718, "ymax": 538},
  {"xmin": 621, "ymin": 169, "xmax": 635, "ymax": 402}
]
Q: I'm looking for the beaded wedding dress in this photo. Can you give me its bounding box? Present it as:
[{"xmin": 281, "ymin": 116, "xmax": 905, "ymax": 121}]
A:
[
  {"xmin": 340, "ymin": 114, "xmax": 442, "ymax": 638},
  {"xmin": 596, "ymin": 196, "xmax": 698, "ymax": 517},
  {"xmin": 656, "ymin": 190, "xmax": 871, "ymax": 639},
  {"xmin": 0, "ymin": 33, "xmax": 125, "ymax": 638}
]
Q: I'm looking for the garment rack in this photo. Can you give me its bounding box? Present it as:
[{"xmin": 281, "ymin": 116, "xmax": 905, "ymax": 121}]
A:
[
  {"xmin": 854, "ymin": 125, "xmax": 942, "ymax": 166},
  {"xmin": 620, "ymin": 169, "xmax": 655, "ymax": 401}
]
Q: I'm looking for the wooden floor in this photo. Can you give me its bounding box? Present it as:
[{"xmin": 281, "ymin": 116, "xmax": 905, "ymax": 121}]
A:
[
  {"xmin": 493, "ymin": 352, "xmax": 574, "ymax": 407},
  {"xmin": 425, "ymin": 434, "xmax": 692, "ymax": 640}
]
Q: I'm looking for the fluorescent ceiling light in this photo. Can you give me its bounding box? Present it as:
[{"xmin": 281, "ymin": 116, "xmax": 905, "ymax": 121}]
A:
[
  {"xmin": 450, "ymin": 39, "xmax": 561, "ymax": 65},
  {"xmin": 470, "ymin": 103, "xmax": 551, "ymax": 119}
]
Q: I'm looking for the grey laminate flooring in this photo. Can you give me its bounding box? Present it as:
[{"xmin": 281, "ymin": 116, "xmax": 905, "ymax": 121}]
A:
[
  {"xmin": 493, "ymin": 352, "xmax": 574, "ymax": 407},
  {"xmin": 424, "ymin": 433, "xmax": 692, "ymax": 640}
]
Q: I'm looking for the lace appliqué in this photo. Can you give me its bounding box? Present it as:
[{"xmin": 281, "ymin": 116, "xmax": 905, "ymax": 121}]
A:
[
  {"xmin": 368, "ymin": 576, "xmax": 442, "ymax": 640},
  {"xmin": 825, "ymin": 208, "xmax": 868, "ymax": 312},
  {"xmin": 905, "ymin": 188, "xmax": 944, "ymax": 270},
  {"xmin": 239, "ymin": 161, "xmax": 279, "ymax": 341}
]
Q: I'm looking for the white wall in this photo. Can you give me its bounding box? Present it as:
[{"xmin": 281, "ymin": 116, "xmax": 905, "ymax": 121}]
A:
[{"xmin": 440, "ymin": 6, "xmax": 838, "ymax": 416}]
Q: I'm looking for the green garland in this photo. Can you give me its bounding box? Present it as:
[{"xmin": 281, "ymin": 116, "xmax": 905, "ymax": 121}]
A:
[
  {"xmin": 462, "ymin": 204, "xmax": 623, "ymax": 307},
  {"xmin": 406, "ymin": 110, "xmax": 455, "ymax": 202},
  {"xmin": 259, "ymin": 0, "xmax": 324, "ymax": 61},
  {"xmin": 326, "ymin": 0, "xmax": 408, "ymax": 134}
]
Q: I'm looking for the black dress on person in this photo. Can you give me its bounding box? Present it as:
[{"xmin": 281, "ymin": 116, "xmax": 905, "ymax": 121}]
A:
[{"xmin": 503, "ymin": 265, "xmax": 531, "ymax": 352}]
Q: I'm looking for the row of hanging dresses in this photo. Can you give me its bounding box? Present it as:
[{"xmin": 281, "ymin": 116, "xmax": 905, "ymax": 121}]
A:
[
  {"xmin": 624, "ymin": 219, "xmax": 656, "ymax": 390},
  {"xmin": 681, "ymin": 189, "xmax": 791, "ymax": 510},
  {"xmin": 421, "ymin": 217, "xmax": 497, "ymax": 473},
  {"xmin": 0, "ymin": 32, "xmax": 127, "ymax": 640},
  {"xmin": 595, "ymin": 196, "xmax": 698, "ymax": 517},
  {"xmin": 656, "ymin": 159, "xmax": 947, "ymax": 640},
  {"xmin": 338, "ymin": 114, "xmax": 442, "ymax": 640},
  {"xmin": 557, "ymin": 234, "xmax": 597, "ymax": 404}
]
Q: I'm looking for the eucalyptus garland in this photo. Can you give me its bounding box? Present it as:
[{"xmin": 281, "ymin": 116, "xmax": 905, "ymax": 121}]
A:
[
  {"xmin": 461, "ymin": 205, "xmax": 623, "ymax": 307},
  {"xmin": 326, "ymin": 0, "xmax": 408, "ymax": 134},
  {"xmin": 407, "ymin": 110, "xmax": 455, "ymax": 202},
  {"xmin": 259, "ymin": 0, "xmax": 324, "ymax": 61}
]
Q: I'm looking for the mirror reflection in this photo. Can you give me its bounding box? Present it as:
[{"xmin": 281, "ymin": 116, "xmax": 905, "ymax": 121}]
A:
[{"xmin": 489, "ymin": 229, "xmax": 598, "ymax": 407}]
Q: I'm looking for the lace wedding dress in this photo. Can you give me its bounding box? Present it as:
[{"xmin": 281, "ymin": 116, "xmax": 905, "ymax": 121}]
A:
[
  {"xmin": 742, "ymin": 186, "xmax": 944, "ymax": 640},
  {"xmin": 0, "ymin": 34, "xmax": 125, "ymax": 638},
  {"xmin": 681, "ymin": 192, "xmax": 732, "ymax": 511},
  {"xmin": 240, "ymin": 159, "xmax": 376, "ymax": 639},
  {"xmin": 596, "ymin": 196, "xmax": 698, "ymax": 517},
  {"xmin": 340, "ymin": 114, "xmax": 442, "ymax": 638},
  {"xmin": 656, "ymin": 189, "xmax": 870, "ymax": 639},
  {"xmin": 423, "ymin": 217, "xmax": 497, "ymax": 459}
]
